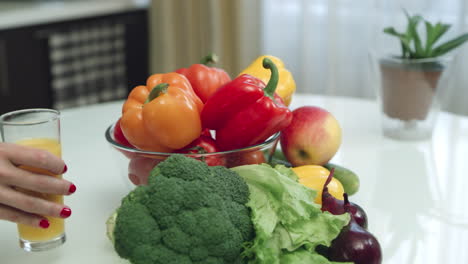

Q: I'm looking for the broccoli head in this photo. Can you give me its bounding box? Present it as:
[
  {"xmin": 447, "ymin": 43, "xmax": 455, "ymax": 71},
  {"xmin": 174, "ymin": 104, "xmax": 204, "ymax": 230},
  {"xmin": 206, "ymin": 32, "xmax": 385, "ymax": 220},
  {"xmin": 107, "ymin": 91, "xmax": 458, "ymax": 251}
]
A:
[{"xmin": 109, "ymin": 155, "xmax": 254, "ymax": 264}]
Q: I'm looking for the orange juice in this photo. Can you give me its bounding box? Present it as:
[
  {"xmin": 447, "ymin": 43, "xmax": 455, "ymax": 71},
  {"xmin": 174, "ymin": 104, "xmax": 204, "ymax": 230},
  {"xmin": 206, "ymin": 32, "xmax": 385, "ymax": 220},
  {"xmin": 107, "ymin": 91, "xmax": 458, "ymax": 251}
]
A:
[{"xmin": 15, "ymin": 138, "xmax": 64, "ymax": 241}]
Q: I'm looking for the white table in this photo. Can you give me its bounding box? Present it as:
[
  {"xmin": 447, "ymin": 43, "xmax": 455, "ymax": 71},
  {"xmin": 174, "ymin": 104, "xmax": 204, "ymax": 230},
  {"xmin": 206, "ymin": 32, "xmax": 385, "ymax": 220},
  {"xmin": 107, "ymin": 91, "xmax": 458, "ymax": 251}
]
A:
[{"xmin": 1, "ymin": 94, "xmax": 468, "ymax": 264}]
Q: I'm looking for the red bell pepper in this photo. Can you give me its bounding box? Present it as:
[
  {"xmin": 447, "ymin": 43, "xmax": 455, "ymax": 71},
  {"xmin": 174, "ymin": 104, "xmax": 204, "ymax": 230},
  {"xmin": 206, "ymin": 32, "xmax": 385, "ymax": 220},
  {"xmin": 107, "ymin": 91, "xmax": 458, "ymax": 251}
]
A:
[
  {"xmin": 201, "ymin": 58, "xmax": 292, "ymax": 151},
  {"xmin": 114, "ymin": 118, "xmax": 133, "ymax": 148},
  {"xmin": 176, "ymin": 54, "xmax": 231, "ymax": 103},
  {"xmin": 178, "ymin": 135, "xmax": 225, "ymax": 166}
]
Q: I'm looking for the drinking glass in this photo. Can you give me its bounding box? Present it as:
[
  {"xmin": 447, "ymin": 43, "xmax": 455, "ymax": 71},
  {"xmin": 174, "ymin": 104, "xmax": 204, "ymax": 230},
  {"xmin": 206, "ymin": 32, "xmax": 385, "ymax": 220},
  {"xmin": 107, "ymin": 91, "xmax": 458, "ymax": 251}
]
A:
[{"xmin": 0, "ymin": 109, "xmax": 66, "ymax": 252}]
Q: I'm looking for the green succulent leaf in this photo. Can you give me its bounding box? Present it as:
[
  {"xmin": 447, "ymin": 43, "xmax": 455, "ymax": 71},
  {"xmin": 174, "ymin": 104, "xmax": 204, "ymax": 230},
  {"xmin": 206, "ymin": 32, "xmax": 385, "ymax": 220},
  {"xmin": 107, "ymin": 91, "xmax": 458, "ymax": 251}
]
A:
[
  {"xmin": 405, "ymin": 13, "xmax": 424, "ymax": 57},
  {"xmin": 425, "ymin": 22, "xmax": 451, "ymax": 55},
  {"xmin": 383, "ymin": 27, "xmax": 412, "ymax": 58},
  {"xmin": 431, "ymin": 33, "xmax": 468, "ymax": 57},
  {"xmin": 383, "ymin": 27, "xmax": 403, "ymax": 37},
  {"xmin": 384, "ymin": 10, "xmax": 468, "ymax": 59}
]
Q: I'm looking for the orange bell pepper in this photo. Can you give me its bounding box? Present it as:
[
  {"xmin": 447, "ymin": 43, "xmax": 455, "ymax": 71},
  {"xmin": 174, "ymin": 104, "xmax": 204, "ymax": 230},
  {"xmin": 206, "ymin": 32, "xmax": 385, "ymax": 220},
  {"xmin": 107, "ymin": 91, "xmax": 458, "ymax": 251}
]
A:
[{"xmin": 120, "ymin": 72, "xmax": 203, "ymax": 152}]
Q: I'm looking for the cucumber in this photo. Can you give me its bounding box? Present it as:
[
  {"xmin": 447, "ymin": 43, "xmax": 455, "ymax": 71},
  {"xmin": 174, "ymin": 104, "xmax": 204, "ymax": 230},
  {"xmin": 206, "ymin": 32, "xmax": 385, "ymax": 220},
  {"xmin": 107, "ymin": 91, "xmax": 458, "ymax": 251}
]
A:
[
  {"xmin": 269, "ymin": 149, "xmax": 292, "ymax": 167},
  {"xmin": 324, "ymin": 163, "xmax": 360, "ymax": 196}
]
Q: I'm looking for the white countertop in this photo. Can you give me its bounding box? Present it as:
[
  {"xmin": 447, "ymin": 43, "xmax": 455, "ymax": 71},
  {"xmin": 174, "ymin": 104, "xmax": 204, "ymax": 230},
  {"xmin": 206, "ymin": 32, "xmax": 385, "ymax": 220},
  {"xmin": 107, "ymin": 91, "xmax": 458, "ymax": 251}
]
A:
[
  {"xmin": 0, "ymin": 0, "xmax": 149, "ymax": 31},
  {"xmin": 1, "ymin": 94, "xmax": 468, "ymax": 263}
]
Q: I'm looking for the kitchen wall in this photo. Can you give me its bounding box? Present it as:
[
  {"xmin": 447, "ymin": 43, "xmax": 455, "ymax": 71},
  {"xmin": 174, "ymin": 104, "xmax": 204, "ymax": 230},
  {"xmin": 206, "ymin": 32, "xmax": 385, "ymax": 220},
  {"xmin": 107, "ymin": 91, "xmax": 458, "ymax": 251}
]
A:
[{"xmin": 0, "ymin": 0, "xmax": 149, "ymax": 113}]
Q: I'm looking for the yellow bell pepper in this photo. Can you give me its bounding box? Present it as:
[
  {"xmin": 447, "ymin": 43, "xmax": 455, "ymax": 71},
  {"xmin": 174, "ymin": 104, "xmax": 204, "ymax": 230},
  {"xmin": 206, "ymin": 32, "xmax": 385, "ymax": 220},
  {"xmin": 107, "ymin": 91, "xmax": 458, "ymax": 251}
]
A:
[
  {"xmin": 291, "ymin": 165, "xmax": 344, "ymax": 205},
  {"xmin": 239, "ymin": 55, "xmax": 296, "ymax": 106}
]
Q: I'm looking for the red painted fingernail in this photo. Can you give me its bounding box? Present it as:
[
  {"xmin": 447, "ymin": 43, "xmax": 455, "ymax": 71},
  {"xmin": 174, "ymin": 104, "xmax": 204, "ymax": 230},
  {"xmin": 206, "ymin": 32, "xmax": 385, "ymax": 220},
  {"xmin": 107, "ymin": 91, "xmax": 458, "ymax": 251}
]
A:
[
  {"xmin": 63, "ymin": 165, "xmax": 68, "ymax": 174},
  {"xmin": 60, "ymin": 207, "xmax": 72, "ymax": 218},
  {"xmin": 39, "ymin": 219, "xmax": 50, "ymax": 229},
  {"xmin": 68, "ymin": 184, "xmax": 76, "ymax": 194}
]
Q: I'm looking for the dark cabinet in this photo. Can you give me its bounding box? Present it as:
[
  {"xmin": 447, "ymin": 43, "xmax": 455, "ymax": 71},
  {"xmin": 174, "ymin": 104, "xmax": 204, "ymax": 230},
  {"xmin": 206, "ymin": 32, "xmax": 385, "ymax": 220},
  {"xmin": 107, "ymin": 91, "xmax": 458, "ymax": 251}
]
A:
[{"xmin": 0, "ymin": 9, "xmax": 148, "ymax": 115}]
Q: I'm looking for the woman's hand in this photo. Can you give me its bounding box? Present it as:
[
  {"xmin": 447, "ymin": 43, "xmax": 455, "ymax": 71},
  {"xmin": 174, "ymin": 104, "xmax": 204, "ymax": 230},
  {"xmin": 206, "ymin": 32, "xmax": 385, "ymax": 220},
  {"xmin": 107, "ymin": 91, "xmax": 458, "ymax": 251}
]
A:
[{"xmin": 0, "ymin": 143, "xmax": 76, "ymax": 228}]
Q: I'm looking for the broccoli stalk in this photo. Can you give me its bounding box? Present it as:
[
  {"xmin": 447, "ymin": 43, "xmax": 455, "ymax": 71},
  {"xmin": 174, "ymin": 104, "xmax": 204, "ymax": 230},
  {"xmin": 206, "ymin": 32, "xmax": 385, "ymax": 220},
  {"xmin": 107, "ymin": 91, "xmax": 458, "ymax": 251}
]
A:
[
  {"xmin": 106, "ymin": 155, "xmax": 254, "ymax": 264},
  {"xmin": 106, "ymin": 210, "xmax": 117, "ymax": 245}
]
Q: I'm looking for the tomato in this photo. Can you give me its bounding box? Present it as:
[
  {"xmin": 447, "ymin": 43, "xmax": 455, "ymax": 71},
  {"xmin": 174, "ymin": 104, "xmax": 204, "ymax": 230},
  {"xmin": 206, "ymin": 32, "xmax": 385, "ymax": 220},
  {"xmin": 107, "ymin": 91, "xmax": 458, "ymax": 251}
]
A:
[
  {"xmin": 128, "ymin": 157, "xmax": 162, "ymax": 185},
  {"xmin": 113, "ymin": 118, "xmax": 137, "ymax": 159},
  {"xmin": 114, "ymin": 118, "xmax": 133, "ymax": 147},
  {"xmin": 201, "ymin": 128, "xmax": 213, "ymax": 138},
  {"xmin": 226, "ymin": 150, "xmax": 266, "ymax": 168},
  {"xmin": 178, "ymin": 135, "xmax": 225, "ymax": 166}
]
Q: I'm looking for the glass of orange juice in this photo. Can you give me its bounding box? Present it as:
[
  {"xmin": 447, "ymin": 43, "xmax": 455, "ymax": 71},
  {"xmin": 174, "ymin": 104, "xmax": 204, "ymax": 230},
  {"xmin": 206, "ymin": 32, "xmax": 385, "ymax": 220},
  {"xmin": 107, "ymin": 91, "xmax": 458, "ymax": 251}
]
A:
[{"xmin": 0, "ymin": 109, "xmax": 66, "ymax": 251}]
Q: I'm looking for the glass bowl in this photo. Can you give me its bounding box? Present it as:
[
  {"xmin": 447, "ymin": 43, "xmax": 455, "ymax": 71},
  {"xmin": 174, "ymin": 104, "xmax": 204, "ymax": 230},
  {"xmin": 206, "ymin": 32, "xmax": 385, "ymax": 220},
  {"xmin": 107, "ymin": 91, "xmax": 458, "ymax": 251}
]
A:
[{"xmin": 104, "ymin": 122, "xmax": 280, "ymax": 188}]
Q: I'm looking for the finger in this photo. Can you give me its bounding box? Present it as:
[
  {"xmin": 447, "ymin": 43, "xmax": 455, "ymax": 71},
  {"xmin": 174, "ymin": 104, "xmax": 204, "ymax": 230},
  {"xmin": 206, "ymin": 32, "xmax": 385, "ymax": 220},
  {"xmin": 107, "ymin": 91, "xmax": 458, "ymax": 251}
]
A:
[
  {"xmin": 0, "ymin": 203, "xmax": 49, "ymax": 228},
  {"xmin": 0, "ymin": 185, "xmax": 72, "ymax": 219},
  {"xmin": 0, "ymin": 164, "xmax": 75, "ymax": 195},
  {"xmin": 0, "ymin": 143, "xmax": 66, "ymax": 175}
]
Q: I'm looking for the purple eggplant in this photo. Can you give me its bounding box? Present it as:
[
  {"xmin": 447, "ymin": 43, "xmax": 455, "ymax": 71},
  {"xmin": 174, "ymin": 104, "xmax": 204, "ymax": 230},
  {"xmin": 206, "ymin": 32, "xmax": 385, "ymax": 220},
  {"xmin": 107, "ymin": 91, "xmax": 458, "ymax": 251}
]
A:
[
  {"xmin": 321, "ymin": 168, "xmax": 368, "ymax": 229},
  {"xmin": 328, "ymin": 194, "xmax": 382, "ymax": 264}
]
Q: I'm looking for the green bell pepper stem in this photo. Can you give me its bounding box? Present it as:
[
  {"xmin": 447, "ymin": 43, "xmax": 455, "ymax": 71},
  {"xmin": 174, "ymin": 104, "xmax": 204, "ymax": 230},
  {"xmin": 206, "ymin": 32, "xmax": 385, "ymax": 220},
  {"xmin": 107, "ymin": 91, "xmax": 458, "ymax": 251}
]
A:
[
  {"xmin": 262, "ymin": 57, "xmax": 279, "ymax": 99},
  {"xmin": 200, "ymin": 53, "xmax": 219, "ymax": 66},
  {"xmin": 145, "ymin": 83, "xmax": 169, "ymax": 104}
]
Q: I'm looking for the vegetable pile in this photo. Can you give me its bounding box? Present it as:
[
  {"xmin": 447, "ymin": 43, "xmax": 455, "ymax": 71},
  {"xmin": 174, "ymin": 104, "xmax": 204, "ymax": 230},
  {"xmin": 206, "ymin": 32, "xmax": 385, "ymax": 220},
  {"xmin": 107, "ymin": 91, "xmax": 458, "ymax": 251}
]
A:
[
  {"xmin": 107, "ymin": 53, "xmax": 383, "ymax": 263},
  {"xmin": 107, "ymin": 155, "xmax": 353, "ymax": 264}
]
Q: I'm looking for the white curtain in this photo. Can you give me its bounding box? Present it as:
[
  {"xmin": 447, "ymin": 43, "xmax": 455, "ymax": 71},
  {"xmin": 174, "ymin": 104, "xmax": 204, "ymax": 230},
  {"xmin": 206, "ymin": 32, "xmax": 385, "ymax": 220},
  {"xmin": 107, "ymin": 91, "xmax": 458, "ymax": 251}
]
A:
[
  {"xmin": 261, "ymin": 0, "xmax": 468, "ymax": 116},
  {"xmin": 149, "ymin": 0, "xmax": 261, "ymax": 78},
  {"xmin": 262, "ymin": 0, "xmax": 376, "ymax": 98}
]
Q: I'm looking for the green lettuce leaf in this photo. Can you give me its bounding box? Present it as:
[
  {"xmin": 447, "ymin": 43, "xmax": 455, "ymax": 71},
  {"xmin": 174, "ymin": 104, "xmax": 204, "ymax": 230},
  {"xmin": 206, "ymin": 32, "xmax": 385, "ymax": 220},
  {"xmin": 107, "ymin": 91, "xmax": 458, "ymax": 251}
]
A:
[
  {"xmin": 231, "ymin": 164, "xmax": 350, "ymax": 264},
  {"xmin": 280, "ymin": 248, "xmax": 352, "ymax": 264}
]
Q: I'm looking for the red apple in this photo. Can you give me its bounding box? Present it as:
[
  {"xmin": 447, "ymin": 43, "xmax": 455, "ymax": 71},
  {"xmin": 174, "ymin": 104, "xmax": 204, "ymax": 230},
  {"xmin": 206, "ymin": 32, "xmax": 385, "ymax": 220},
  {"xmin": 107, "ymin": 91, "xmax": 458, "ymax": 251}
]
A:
[{"xmin": 280, "ymin": 106, "xmax": 342, "ymax": 166}]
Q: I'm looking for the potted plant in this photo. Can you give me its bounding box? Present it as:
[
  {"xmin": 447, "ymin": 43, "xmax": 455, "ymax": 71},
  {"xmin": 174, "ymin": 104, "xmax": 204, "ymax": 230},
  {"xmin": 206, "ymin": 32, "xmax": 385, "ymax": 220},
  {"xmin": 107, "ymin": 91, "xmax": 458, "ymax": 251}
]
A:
[{"xmin": 377, "ymin": 11, "xmax": 468, "ymax": 139}]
